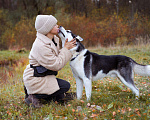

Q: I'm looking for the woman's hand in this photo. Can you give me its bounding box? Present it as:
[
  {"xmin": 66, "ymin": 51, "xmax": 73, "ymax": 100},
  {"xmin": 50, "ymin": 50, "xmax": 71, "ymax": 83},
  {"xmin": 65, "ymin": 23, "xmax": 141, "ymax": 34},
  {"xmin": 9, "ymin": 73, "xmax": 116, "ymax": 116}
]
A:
[{"xmin": 64, "ymin": 38, "xmax": 76, "ymax": 50}]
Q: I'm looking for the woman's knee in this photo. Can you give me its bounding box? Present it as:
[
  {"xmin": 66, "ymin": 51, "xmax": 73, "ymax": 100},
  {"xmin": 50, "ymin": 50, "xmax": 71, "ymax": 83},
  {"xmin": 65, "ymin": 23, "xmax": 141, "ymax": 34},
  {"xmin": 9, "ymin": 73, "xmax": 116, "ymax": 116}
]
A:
[
  {"xmin": 65, "ymin": 81, "xmax": 70, "ymax": 91},
  {"xmin": 57, "ymin": 78, "xmax": 70, "ymax": 91}
]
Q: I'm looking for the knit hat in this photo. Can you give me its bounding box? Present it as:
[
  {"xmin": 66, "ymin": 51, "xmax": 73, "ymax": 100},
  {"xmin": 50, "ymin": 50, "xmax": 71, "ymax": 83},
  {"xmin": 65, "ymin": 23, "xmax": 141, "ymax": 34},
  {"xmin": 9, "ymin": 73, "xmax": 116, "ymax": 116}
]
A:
[{"xmin": 35, "ymin": 15, "xmax": 57, "ymax": 35}]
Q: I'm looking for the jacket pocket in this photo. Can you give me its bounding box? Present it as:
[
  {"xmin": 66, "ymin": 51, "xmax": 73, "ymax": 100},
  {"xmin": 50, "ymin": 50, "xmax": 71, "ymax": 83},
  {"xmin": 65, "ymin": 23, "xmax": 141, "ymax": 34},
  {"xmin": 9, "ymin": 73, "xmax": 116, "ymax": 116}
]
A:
[{"xmin": 30, "ymin": 65, "xmax": 58, "ymax": 77}]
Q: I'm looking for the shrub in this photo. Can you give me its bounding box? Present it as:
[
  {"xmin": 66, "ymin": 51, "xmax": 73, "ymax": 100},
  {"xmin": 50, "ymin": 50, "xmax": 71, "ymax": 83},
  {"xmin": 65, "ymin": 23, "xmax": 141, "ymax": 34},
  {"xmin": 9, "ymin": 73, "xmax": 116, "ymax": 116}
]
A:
[
  {"xmin": 1, "ymin": 10, "xmax": 150, "ymax": 50},
  {"xmin": 57, "ymin": 12, "xmax": 150, "ymax": 47},
  {"xmin": 0, "ymin": 9, "xmax": 12, "ymax": 50},
  {"xmin": 1, "ymin": 16, "xmax": 36, "ymax": 50}
]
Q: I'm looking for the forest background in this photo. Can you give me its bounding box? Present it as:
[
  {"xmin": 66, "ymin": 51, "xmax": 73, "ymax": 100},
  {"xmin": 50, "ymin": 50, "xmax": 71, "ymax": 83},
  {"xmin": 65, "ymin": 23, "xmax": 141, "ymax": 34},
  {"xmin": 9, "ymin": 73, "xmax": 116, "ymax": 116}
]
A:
[
  {"xmin": 0, "ymin": 1, "xmax": 150, "ymax": 119},
  {"xmin": 0, "ymin": 0, "xmax": 150, "ymax": 50}
]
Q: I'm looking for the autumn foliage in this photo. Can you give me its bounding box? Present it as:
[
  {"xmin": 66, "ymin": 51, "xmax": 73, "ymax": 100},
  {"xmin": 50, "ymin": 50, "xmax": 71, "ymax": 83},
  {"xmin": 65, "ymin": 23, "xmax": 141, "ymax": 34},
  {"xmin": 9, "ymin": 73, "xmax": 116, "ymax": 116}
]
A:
[
  {"xmin": 58, "ymin": 13, "xmax": 150, "ymax": 47},
  {"xmin": 0, "ymin": 8, "xmax": 150, "ymax": 50}
]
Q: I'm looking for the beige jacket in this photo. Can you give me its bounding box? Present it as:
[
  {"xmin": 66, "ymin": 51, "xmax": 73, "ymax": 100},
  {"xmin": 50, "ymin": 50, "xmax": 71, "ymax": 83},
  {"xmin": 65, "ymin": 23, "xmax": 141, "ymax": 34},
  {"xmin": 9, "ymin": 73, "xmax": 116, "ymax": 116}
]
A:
[{"xmin": 23, "ymin": 32, "xmax": 72, "ymax": 95}]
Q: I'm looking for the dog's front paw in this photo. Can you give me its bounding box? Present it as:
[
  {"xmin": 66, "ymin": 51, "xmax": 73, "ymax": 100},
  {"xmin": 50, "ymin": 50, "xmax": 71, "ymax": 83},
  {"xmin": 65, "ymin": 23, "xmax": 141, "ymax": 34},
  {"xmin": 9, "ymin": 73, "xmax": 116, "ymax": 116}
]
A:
[{"xmin": 86, "ymin": 97, "xmax": 91, "ymax": 101}]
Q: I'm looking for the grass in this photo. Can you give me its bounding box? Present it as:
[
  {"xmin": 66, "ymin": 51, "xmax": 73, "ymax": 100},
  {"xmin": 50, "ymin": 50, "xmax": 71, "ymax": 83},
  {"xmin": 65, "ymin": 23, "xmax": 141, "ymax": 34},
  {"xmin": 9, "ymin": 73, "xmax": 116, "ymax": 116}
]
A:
[
  {"xmin": 0, "ymin": 45, "xmax": 150, "ymax": 120},
  {"xmin": 0, "ymin": 50, "xmax": 29, "ymax": 66}
]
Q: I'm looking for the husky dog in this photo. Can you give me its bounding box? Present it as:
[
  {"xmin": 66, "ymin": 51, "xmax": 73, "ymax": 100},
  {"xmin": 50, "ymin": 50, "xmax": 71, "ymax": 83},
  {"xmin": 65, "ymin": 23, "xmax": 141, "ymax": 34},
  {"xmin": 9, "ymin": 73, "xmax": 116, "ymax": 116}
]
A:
[{"xmin": 58, "ymin": 26, "xmax": 150, "ymax": 101}]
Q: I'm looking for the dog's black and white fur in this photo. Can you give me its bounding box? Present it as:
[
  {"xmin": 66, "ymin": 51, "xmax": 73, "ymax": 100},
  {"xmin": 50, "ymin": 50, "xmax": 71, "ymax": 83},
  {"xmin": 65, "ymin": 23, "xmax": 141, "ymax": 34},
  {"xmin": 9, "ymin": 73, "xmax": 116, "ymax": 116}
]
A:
[{"xmin": 58, "ymin": 26, "xmax": 150, "ymax": 101}]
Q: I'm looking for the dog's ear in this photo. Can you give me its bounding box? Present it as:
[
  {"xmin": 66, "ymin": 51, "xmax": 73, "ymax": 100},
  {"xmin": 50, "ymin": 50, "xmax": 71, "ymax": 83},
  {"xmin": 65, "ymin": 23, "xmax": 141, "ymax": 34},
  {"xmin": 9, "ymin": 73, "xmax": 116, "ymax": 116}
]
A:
[{"xmin": 76, "ymin": 35, "xmax": 83, "ymax": 41}]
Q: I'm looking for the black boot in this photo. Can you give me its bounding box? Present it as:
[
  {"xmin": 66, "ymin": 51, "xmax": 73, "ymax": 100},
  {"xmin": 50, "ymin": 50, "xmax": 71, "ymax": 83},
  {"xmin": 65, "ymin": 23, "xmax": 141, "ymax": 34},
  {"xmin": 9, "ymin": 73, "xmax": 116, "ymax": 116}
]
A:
[
  {"xmin": 63, "ymin": 92, "xmax": 76, "ymax": 100},
  {"xmin": 24, "ymin": 85, "xmax": 29, "ymax": 99},
  {"xmin": 25, "ymin": 95, "xmax": 43, "ymax": 108}
]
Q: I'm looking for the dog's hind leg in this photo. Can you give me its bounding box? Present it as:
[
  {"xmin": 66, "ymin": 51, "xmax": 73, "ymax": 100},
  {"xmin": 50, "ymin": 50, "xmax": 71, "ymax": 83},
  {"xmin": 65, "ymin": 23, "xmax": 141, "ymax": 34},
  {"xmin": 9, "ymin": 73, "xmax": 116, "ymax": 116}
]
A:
[
  {"xmin": 117, "ymin": 74, "xmax": 139, "ymax": 97},
  {"xmin": 83, "ymin": 78, "xmax": 92, "ymax": 101},
  {"xmin": 75, "ymin": 76, "xmax": 84, "ymax": 100},
  {"xmin": 117, "ymin": 66, "xmax": 139, "ymax": 98}
]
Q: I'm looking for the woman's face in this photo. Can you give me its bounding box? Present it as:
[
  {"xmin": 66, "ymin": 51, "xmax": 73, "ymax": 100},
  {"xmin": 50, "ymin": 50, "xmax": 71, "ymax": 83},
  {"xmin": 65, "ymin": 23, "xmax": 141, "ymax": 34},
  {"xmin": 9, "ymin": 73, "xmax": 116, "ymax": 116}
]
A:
[{"xmin": 50, "ymin": 24, "xmax": 59, "ymax": 35}]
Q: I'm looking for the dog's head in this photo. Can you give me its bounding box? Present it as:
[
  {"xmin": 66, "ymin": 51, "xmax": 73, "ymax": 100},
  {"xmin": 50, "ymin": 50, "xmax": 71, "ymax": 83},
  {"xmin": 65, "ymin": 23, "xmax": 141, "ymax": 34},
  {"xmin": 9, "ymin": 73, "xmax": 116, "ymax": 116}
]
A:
[{"xmin": 58, "ymin": 26, "xmax": 83, "ymax": 51}]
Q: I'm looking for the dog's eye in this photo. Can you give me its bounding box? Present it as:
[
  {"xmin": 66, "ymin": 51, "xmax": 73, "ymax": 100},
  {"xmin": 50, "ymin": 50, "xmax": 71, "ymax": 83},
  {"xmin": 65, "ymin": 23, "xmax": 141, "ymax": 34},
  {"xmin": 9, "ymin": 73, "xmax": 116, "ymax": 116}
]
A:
[{"xmin": 67, "ymin": 30, "xmax": 71, "ymax": 33}]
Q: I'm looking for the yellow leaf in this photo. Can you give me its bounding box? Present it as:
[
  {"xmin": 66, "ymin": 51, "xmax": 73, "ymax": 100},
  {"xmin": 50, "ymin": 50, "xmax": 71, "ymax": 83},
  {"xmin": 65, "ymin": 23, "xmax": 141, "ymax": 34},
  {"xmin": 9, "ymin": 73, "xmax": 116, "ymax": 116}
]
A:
[{"xmin": 118, "ymin": 110, "xmax": 121, "ymax": 113}]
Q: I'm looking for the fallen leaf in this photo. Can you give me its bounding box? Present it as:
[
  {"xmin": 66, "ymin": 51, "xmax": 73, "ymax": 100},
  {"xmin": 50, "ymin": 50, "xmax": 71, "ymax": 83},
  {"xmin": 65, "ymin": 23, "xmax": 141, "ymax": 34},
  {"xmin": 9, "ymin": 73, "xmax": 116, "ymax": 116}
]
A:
[
  {"xmin": 92, "ymin": 109, "xmax": 96, "ymax": 112},
  {"xmin": 87, "ymin": 103, "xmax": 90, "ymax": 107},
  {"xmin": 113, "ymin": 111, "xmax": 116, "ymax": 116},
  {"xmin": 67, "ymin": 104, "xmax": 71, "ymax": 107},
  {"xmin": 143, "ymin": 113, "xmax": 147, "ymax": 115},
  {"xmin": 80, "ymin": 100, "xmax": 84, "ymax": 103},
  {"xmin": 82, "ymin": 113, "xmax": 86, "ymax": 117},
  {"xmin": 55, "ymin": 115, "xmax": 59, "ymax": 118},
  {"xmin": 90, "ymin": 113, "xmax": 98, "ymax": 118},
  {"xmin": 107, "ymin": 102, "xmax": 113, "ymax": 110},
  {"xmin": 128, "ymin": 107, "xmax": 132, "ymax": 111},
  {"xmin": 96, "ymin": 105, "xmax": 102, "ymax": 110},
  {"xmin": 136, "ymin": 111, "xmax": 141, "ymax": 117},
  {"xmin": 129, "ymin": 114, "xmax": 135, "ymax": 117},
  {"xmin": 135, "ymin": 108, "xmax": 139, "ymax": 112},
  {"xmin": 72, "ymin": 109, "xmax": 75, "ymax": 112},
  {"xmin": 91, "ymin": 105, "xmax": 96, "ymax": 108},
  {"xmin": 142, "ymin": 82, "xmax": 146, "ymax": 84},
  {"xmin": 118, "ymin": 110, "xmax": 121, "ymax": 113},
  {"xmin": 63, "ymin": 117, "xmax": 67, "ymax": 120},
  {"xmin": 121, "ymin": 108, "xmax": 126, "ymax": 114}
]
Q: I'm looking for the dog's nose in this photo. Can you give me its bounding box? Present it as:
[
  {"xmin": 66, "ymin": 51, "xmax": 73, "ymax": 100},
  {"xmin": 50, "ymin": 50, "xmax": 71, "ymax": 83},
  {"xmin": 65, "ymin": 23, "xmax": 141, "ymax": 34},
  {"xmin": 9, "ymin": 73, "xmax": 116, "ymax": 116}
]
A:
[{"xmin": 59, "ymin": 26, "xmax": 62, "ymax": 29}]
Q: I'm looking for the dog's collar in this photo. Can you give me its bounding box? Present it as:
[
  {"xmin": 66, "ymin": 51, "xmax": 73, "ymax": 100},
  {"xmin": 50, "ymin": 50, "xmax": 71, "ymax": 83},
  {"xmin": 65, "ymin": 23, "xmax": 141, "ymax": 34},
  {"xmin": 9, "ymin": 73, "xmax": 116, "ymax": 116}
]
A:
[{"xmin": 70, "ymin": 54, "xmax": 79, "ymax": 61}]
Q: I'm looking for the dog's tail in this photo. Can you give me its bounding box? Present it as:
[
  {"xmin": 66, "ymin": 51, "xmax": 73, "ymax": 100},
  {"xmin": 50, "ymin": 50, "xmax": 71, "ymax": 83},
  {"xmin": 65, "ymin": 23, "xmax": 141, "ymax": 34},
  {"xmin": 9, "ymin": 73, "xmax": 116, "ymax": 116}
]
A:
[{"xmin": 132, "ymin": 59, "xmax": 150, "ymax": 76}]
